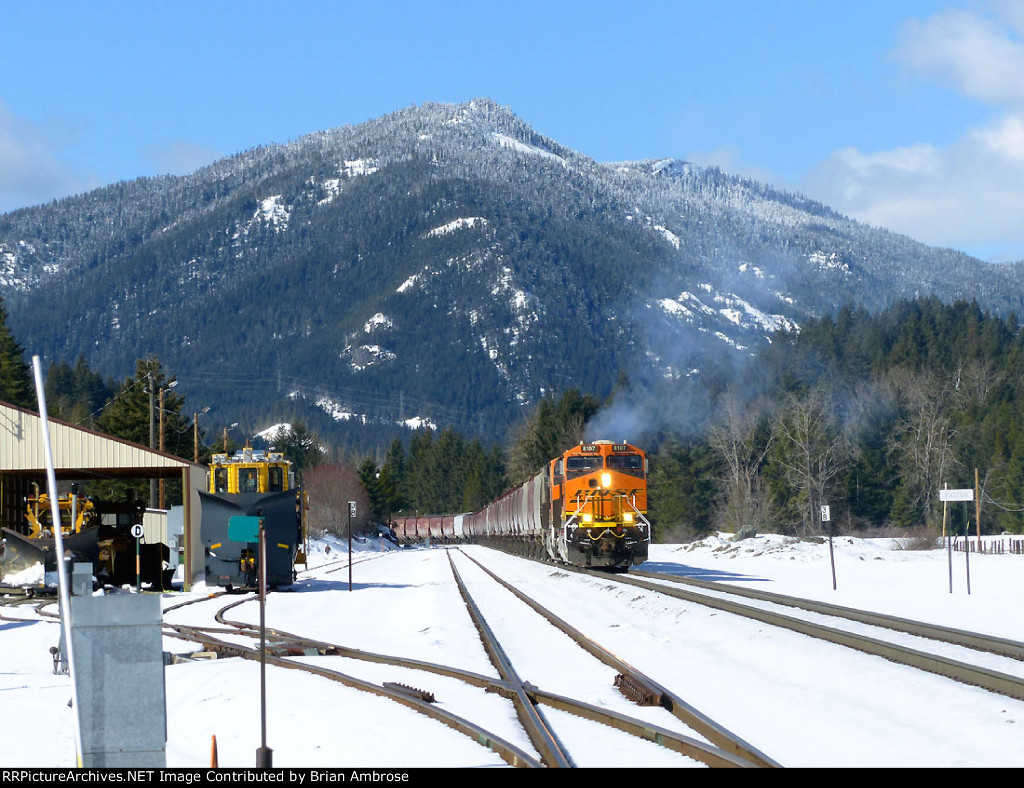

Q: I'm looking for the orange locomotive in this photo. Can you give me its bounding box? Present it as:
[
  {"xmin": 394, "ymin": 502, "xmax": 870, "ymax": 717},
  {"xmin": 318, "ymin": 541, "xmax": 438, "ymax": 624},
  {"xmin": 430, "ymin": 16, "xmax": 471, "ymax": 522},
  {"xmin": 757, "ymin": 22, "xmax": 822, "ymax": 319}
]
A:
[{"xmin": 463, "ymin": 440, "xmax": 650, "ymax": 570}]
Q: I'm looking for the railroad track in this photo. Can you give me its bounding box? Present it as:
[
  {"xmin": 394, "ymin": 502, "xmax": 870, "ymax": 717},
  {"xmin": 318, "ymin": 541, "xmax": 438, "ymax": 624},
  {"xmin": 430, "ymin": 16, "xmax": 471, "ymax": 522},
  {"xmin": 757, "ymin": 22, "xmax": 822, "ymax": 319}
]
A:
[
  {"xmin": 295, "ymin": 551, "xmax": 386, "ymax": 579},
  {"xmin": 164, "ymin": 616, "xmax": 542, "ymax": 768},
  {"xmin": 9, "ymin": 546, "xmax": 1024, "ymax": 766},
  {"xmin": 466, "ymin": 541, "xmax": 1024, "ymax": 702},
  {"xmin": 445, "ymin": 549, "xmax": 776, "ymax": 768},
  {"xmin": 160, "ymin": 553, "xmax": 774, "ymax": 768},
  {"xmin": 584, "ymin": 566, "xmax": 1024, "ymax": 701}
]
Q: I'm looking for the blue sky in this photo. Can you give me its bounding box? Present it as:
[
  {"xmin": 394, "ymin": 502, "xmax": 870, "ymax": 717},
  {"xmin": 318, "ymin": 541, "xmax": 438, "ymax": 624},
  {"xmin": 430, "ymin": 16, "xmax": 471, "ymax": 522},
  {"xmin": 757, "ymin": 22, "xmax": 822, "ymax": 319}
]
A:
[{"xmin": 2, "ymin": 1, "xmax": 1023, "ymax": 261}]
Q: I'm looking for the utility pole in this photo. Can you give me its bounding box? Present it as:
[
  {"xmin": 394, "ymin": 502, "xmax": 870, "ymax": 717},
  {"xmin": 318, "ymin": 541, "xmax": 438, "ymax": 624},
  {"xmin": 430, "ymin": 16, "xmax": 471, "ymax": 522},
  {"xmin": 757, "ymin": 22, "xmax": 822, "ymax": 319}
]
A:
[
  {"xmin": 158, "ymin": 381, "xmax": 177, "ymax": 509},
  {"xmin": 193, "ymin": 406, "xmax": 210, "ymax": 464},
  {"xmin": 148, "ymin": 373, "xmax": 156, "ymax": 509},
  {"xmin": 159, "ymin": 387, "xmax": 166, "ymax": 509},
  {"xmin": 975, "ymin": 468, "xmax": 982, "ymax": 553}
]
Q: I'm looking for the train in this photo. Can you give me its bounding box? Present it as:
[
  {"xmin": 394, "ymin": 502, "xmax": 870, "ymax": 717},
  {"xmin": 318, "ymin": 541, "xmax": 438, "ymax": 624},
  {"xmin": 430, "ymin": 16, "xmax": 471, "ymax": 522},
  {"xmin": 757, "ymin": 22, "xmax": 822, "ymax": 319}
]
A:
[
  {"xmin": 392, "ymin": 440, "xmax": 651, "ymax": 570},
  {"xmin": 198, "ymin": 446, "xmax": 307, "ymax": 590}
]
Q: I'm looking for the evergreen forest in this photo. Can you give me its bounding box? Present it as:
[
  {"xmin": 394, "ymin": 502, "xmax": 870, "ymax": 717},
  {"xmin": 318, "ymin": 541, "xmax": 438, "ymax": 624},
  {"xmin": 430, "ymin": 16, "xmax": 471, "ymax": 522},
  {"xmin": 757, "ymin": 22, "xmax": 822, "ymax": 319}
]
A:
[
  {"xmin": 362, "ymin": 297, "xmax": 1024, "ymax": 540},
  {"xmin": 8, "ymin": 294, "xmax": 1024, "ymax": 540}
]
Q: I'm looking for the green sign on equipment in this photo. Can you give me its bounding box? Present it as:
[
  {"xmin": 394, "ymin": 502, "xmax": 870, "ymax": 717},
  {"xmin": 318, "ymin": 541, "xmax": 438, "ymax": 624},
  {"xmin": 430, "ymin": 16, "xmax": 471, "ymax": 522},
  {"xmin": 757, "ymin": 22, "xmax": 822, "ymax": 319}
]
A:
[{"xmin": 228, "ymin": 516, "xmax": 262, "ymax": 542}]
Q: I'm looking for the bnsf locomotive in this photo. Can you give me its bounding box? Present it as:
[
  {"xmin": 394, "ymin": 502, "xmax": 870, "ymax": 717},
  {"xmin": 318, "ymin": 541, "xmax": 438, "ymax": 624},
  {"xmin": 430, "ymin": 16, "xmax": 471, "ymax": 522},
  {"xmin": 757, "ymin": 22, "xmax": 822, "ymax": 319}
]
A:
[
  {"xmin": 394, "ymin": 441, "xmax": 650, "ymax": 570},
  {"xmin": 198, "ymin": 447, "xmax": 307, "ymax": 589}
]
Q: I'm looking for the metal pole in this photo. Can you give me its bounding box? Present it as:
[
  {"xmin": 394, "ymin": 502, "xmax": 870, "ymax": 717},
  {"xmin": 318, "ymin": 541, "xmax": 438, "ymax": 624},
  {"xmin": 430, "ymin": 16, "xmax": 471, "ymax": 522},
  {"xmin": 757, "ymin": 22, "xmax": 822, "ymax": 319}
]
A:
[
  {"xmin": 821, "ymin": 504, "xmax": 836, "ymax": 590},
  {"xmin": 149, "ymin": 373, "xmax": 157, "ymax": 508},
  {"xmin": 975, "ymin": 468, "xmax": 981, "ymax": 553},
  {"xmin": 158, "ymin": 387, "xmax": 165, "ymax": 509},
  {"xmin": 964, "ymin": 501, "xmax": 971, "ymax": 595},
  {"xmin": 256, "ymin": 517, "xmax": 272, "ymax": 767},
  {"xmin": 32, "ymin": 356, "xmax": 84, "ymax": 764},
  {"xmin": 348, "ymin": 504, "xmax": 353, "ymax": 592},
  {"xmin": 943, "ymin": 484, "xmax": 952, "ymax": 594},
  {"xmin": 827, "ymin": 518, "xmax": 836, "ymax": 591}
]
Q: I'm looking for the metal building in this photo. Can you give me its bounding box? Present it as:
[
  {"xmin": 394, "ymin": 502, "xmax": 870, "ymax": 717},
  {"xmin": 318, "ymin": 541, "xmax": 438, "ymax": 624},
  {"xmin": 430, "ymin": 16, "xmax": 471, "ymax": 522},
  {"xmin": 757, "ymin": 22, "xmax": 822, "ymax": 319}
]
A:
[{"xmin": 0, "ymin": 400, "xmax": 206, "ymax": 588}]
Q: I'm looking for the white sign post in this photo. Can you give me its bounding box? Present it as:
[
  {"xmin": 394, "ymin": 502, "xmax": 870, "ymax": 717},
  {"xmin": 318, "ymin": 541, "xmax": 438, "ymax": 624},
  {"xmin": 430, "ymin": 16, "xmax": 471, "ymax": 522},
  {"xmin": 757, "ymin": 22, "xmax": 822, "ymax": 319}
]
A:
[
  {"xmin": 131, "ymin": 523, "xmax": 144, "ymax": 591},
  {"xmin": 821, "ymin": 505, "xmax": 836, "ymax": 590},
  {"xmin": 939, "ymin": 487, "xmax": 974, "ymax": 595},
  {"xmin": 348, "ymin": 502, "xmax": 356, "ymax": 592}
]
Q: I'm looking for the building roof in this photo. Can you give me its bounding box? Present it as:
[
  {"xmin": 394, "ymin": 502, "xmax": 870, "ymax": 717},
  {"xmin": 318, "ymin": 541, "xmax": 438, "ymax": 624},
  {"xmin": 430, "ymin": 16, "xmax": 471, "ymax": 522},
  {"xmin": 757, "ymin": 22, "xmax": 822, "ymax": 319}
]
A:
[{"xmin": 0, "ymin": 400, "xmax": 196, "ymax": 479}]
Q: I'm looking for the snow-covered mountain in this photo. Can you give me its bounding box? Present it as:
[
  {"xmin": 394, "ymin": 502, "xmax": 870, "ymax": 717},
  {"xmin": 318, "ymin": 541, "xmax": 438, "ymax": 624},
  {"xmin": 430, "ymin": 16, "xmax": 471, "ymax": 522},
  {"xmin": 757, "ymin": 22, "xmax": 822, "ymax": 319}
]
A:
[{"xmin": 2, "ymin": 98, "xmax": 1022, "ymax": 445}]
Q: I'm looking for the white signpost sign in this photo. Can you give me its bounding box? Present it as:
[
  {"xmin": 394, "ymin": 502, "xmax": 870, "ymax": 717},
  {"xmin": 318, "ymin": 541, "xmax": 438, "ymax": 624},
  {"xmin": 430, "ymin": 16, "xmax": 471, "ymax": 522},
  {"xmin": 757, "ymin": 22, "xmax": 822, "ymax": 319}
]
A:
[
  {"xmin": 820, "ymin": 504, "xmax": 836, "ymax": 590},
  {"xmin": 940, "ymin": 487, "xmax": 974, "ymax": 595}
]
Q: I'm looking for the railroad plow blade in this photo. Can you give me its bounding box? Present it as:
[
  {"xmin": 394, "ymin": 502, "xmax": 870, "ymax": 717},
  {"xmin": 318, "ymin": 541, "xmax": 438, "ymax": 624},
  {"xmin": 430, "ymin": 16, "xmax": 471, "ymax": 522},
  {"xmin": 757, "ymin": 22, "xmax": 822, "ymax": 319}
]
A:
[
  {"xmin": 1, "ymin": 526, "xmax": 100, "ymax": 582},
  {"xmin": 199, "ymin": 489, "xmax": 300, "ymax": 588}
]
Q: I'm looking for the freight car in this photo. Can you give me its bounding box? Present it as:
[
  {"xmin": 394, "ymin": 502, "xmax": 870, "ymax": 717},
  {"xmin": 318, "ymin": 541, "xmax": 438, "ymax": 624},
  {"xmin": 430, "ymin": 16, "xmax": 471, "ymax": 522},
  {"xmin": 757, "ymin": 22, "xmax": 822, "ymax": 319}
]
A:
[
  {"xmin": 198, "ymin": 446, "xmax": 307, "ymax": 589},
  {"xmin": 393, "ymin": 440, "xmax": 650, "ymax": 570},
  {"xmin": 389, "ymin": 514, "xmax": 464, "ymax": 545}
]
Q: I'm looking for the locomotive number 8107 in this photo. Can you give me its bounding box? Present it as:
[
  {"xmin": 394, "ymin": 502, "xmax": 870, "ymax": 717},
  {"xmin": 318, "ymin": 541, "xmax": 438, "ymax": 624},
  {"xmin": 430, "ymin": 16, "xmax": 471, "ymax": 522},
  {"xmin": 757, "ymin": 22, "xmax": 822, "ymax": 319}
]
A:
[{"xmin": 464, "ymin": 440, "xmax": 650, "ymax": 570}]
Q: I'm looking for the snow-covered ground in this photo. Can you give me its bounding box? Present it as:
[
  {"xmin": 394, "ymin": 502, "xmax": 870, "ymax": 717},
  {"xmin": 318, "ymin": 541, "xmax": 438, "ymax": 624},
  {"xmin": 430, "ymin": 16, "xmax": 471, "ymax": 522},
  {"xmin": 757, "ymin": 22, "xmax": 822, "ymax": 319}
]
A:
[{"xmin": 2, "ymin": 531, "xmax": 1023, "ymax": 768}]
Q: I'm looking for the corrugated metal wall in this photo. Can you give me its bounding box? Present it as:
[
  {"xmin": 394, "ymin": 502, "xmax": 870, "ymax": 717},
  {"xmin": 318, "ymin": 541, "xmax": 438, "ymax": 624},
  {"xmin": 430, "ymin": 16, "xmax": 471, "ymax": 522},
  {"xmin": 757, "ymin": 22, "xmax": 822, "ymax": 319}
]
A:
[{"xmin": 1, "ymin": 402, "xmax": 188, "ymax": 472}]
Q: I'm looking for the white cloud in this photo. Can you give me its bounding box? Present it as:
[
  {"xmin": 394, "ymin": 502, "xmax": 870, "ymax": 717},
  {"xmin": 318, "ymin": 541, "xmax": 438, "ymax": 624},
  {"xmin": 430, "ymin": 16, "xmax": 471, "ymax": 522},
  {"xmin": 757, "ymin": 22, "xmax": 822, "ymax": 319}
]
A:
[
  {"xmin": 970, "ymin": 112, "xmax": 1024, "ymax": 161},
  {"xmin": 0, "ymin": 100, "xmax": 101, "ymax": 213},
  {"xmin": 805, "ymin": 115, "xmax": 1024, "ymax": 259},
  {"xmin": 894, "ymin": 8, "xmax": 1024, "ymax": 106},
  {"xmin": 0, "ymin": 101, "xmax": 220, "ymax": 213},
  {"xmin": 991, "ymin": 0, "xmax": 1024, "ymax": 33},
  {"xmin": 798, "ymin": 7, "xmax": 1024, "ymax": 262}
]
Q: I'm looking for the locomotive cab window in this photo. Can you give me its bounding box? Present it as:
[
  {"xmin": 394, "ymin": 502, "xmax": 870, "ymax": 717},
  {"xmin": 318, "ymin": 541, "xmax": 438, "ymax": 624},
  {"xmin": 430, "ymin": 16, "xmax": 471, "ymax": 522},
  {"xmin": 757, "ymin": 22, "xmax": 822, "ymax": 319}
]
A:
[
  {"xmin": 269, "ymin": 466, "xmax": 285, "ymax": 492},
  {"xmin": 238, "ymin": 468, "xmax": 259, "ymax": 493},
  {"xmin": 607, "ymin": 454, "xmax": 645, "ymax": 478},
  {"xmin": 214, "ymin": 467, "xmax": 228, "ymax": 493},
  {"xmin": 566, "ymin": 455, "xmax": 603, "ymax": 479}
]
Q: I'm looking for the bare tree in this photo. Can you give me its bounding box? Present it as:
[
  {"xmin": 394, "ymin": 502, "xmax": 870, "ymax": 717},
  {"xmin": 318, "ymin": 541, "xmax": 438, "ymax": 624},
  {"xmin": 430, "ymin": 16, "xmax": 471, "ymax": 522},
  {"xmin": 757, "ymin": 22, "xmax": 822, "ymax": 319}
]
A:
[
  {"xmin": 707, "ymin": 393, "xmax": 776, "ymax": 535},
  {"xmin": 773, "ymin": 387, "xmax": 847, "ymax": 535},
  {"xmin": 303, "ymin": 463, "xmax": 372, "ymax": 538},
  {"xmin": 886, "ymin": 368, "xmax": 961, "ymax": 528}
]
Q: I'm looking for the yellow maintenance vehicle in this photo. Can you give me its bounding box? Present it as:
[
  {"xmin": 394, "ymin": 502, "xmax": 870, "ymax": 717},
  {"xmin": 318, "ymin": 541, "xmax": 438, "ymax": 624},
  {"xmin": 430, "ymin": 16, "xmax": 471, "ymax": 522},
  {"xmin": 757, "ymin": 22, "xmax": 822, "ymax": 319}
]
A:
[
  {"xmin": 199, "ymin": 446, "xmax": 307, "ymax": 589},
  {"xmin": 1, "ymin": 488, "xmax": 170, "ymax": 589}
]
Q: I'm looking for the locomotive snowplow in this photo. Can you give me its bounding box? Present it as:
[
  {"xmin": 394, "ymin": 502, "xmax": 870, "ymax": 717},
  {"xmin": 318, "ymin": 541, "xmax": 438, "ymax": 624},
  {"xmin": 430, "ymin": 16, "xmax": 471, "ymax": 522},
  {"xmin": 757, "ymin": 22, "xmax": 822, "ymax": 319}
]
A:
[{"xmin": 199, "ymin": 446, "xmax": 307, "ymax": 589}]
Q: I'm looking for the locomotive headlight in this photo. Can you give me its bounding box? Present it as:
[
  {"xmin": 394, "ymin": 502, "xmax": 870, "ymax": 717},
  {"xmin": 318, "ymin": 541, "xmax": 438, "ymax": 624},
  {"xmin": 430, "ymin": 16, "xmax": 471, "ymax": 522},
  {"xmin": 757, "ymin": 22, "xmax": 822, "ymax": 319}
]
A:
[
  {"xmin": 623, "ymin": 512, "xmax": 633, "ymax": 523},
  {"xmin": 601, "ymin": 472, "xmax": 612, "ymax": 489},
  {"xmin": 582, "ymin": 513, "xmax": 593, "ymax": 523}
]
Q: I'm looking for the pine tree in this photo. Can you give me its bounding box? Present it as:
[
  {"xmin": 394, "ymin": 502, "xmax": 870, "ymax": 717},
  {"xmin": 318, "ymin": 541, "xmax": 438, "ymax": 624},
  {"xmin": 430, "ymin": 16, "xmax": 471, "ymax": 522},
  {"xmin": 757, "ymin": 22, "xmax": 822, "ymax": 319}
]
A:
[
  {"xmin": 358, "ymin": 456, "xmax": 383, "ymax": 520},
  {"xmin": 506, "ymin": 389, "xmax": 600, "ymax": 484},
  {"xmin": 269, "ymin": 420, "xmax": 323, "ymax": 482},
  {"xmin": 75, "ymin": 357, "xmax": 193, "ymax": 504},
  {"xmin": 98, "ymin": 357, "xmax": 189, "ymax": 451},
  {"xmin": 0, "ymin": 295, "xmax": 34, "ymax": 408},
  {"xmin": 377, "ymin": 438, "xmax": 408, "ymax": 517},
  {"xmin": 45, "ymin": 355, "xmax": 113, "ymax": 425}
]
